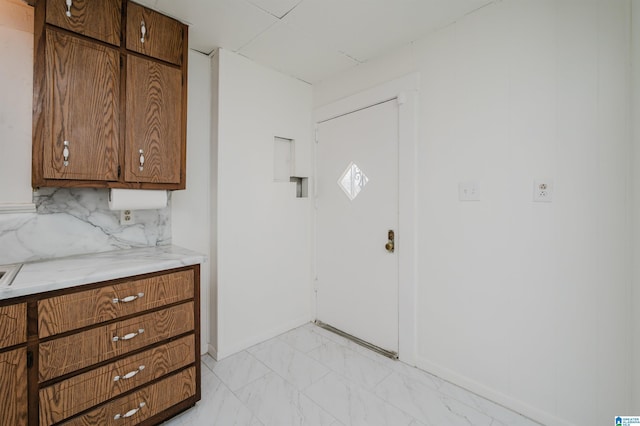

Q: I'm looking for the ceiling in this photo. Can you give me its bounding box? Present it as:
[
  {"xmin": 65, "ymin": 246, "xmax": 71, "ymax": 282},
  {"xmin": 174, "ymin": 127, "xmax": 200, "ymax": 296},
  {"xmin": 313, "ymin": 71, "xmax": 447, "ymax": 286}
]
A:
[{"xmin": 135, "ymin": 0, "xmax": 495, "ymax": 84}]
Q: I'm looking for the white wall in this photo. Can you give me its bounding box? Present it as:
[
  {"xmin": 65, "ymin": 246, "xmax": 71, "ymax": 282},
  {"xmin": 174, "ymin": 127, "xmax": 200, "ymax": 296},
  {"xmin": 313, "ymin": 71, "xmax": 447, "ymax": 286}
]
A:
[
  {"xmin": 209, "ymin": 51, "xmax": 220, "ymax": 356},
  {"xmin": 314, "ymin": 1, "xmax": 631, "ymax": 425},
  {"xmin": 212, "ymin": 49, "xmax": 313, "ymax": 359},
  {"xmin": 172, "ymin": 49, "xmax": 212, "ymax": 355},
  {"xmin": 632, "ymin": 0, "xmax": 640, "ymax": 414},
  {"xmin": 0, "ymin": 0, "xmax": 34, "ymax": 209}
]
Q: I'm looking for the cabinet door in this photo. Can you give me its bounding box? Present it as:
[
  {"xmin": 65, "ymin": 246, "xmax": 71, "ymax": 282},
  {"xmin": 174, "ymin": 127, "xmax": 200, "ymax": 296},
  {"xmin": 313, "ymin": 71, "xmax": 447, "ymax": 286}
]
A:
[
  {"xmin": 0, "ymin": 303, "xmax": 27, "ymax": 350},
  {"xmin": 43, "ymin": 30, "xmax": 120, "ymax": 181},
  {"xmin": 125, "ymin": 55, "xmax": 182, "ymax": 184},
  {"xmin": 46, "ymin": 0, "xmax": 122, "ymax": 46},
  {"xmin": 126, "ymin": 2, "xmax": 184, "ymax": 66},
  {"xmin": 0, "ymin": 348, "xmax": 28, "ymax": 426}
]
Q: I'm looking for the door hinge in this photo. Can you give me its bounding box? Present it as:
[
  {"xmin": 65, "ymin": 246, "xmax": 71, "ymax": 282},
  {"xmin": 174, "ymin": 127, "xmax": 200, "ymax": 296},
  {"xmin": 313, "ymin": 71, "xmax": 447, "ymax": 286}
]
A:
[
  {"xmin": 313, "ymin": 278, "xmax": 319, "ymax": 291},
  {"xmin": 27, "ymin": 351, "xmax": 33, "ymax": 369},
  {"xmin": 117, "ymin": 165, "xmax": 121, "ymax": 178}
]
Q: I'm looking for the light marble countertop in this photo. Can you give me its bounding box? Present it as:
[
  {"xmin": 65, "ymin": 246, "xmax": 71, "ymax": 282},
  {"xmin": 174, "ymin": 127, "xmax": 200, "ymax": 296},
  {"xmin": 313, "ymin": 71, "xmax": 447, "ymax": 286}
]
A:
[{"xmin": 0, "ymin": 245, "xmax": 206, "ymax": 300}]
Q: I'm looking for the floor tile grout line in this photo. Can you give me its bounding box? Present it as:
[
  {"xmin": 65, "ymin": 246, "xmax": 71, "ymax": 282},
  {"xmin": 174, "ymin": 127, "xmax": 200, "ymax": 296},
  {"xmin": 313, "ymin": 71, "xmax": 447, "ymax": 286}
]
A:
[{"xmin": 228, "ymin": 364, "xmax": 341, "ymax": 426}]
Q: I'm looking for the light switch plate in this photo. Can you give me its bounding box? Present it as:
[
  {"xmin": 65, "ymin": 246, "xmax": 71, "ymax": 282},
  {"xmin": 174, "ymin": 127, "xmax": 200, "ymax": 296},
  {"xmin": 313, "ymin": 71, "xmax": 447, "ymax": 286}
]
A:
[{"xmin": 458, "ymin": 182, "xmax": 480, "ymax": 201}]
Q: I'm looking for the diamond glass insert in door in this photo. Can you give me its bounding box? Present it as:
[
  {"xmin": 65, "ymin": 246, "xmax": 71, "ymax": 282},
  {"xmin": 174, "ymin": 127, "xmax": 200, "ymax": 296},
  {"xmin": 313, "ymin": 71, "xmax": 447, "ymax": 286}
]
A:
[{"xmin": 338, "ymin": 162, "xmax": 369, "ymax": 200}]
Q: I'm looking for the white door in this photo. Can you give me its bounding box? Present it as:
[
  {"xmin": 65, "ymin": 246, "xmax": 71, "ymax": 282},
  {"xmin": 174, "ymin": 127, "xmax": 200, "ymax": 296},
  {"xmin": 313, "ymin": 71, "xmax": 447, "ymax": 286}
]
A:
[{"xmin": 316, "ymin": 99, "xmax": 399, "ymax": 354}]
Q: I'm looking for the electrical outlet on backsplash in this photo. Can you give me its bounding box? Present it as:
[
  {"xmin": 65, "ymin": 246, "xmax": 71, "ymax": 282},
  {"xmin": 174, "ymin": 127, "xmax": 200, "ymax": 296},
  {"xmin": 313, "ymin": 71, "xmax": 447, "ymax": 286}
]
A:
[{"xmin": 0, "ymin": 188, "xmax": 171, "ymax": 264}]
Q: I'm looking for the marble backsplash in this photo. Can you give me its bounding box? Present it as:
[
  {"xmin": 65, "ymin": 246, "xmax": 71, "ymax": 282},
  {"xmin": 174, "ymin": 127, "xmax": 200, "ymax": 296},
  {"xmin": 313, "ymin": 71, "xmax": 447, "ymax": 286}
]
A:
[{"xmin": 0, "ymin": 188, "xmax": 171, "ymax": 264}]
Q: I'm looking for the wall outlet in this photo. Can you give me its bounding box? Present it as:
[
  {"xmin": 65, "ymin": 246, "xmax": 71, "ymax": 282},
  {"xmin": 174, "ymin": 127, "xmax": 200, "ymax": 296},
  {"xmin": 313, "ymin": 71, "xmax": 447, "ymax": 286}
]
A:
[
  {"xmin": 533, "ymin": 180, "xmax": 553, "ymax": 202},
  {"xmin": 458, "ymin": 181, "xmax": 480, "ymax": 201},
  {"xmin": 120, "ymin": 210, "xmax": 136, "ymax": 225}
]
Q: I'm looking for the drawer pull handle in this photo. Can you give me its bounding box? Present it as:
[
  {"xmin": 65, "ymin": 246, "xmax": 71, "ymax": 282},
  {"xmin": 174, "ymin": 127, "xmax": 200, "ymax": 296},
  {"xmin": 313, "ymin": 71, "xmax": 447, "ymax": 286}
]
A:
[
  {"xmin": 139, "ymin": 149, "xmax": 145, "ymax": 171},
  {"xmin": 114, "ymin": 402, "xmax": 145, "ymax": 420},
  {"xmin": 112, "ymin": 293, "xmax": 144, "ymax": 304},
  {"xmin": 65, "ymin": 0, "xmax": 72, "ymax": 17},
  {"xmin": 113, "ymin": 365, "xmax": 145, "ymax": 381},
  {"xmin": 112, "ymin": 328, "xmax": 144, "ymax": 342},
  {"xmin": 140, "ymin": 20, "xmax": 146, "ymax": 43},
  {"xmin": 63, "ymin": 141, "xmax": 70, "ymax": 167}
]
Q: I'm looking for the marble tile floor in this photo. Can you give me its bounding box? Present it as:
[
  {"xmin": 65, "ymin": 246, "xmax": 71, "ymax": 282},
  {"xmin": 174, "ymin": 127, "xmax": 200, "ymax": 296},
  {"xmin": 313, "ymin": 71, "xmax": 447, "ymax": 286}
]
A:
[{"xmin": 164, "ymin": 323, "xmax": 541, "ymax": 426}]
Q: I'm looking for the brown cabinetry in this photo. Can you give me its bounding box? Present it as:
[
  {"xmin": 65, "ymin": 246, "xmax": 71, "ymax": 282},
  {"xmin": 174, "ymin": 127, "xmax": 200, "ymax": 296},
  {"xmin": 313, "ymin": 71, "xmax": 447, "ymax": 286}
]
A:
[
  {"xmin": 2, "ymin": 266, "xmax": 200, "ymax": 426},
  {"xmin": 33, "ymin": 0, "xmax": 188, "ymax": 190},
  {"xmin": 45, "ymin": 0, "xmax": 122, "ymax": 46},
  {"xmin": 0, "ymin": 303, "xmax": 28, "ymax": 426},
  {"xmin": 42, "ymin": 30, "xmax": 120, "ymax": 182},
  {"xmin": 125, "ymin": 55, "xmax": 183, "ymax": 184},
  {"xmin": 126, "ymin": 2, "xmax": 183, "ymax": 66}
]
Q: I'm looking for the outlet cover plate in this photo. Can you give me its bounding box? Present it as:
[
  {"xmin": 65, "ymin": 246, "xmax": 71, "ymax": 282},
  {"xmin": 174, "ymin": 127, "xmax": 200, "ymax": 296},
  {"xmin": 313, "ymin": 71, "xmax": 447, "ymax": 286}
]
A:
[
  {"xmin": 120, "ymin": 210, "xmax": 135, "ymax": 225},
  {"xmin": 533, "ymin": 180, "xmax": 553, "ymax": 202}
]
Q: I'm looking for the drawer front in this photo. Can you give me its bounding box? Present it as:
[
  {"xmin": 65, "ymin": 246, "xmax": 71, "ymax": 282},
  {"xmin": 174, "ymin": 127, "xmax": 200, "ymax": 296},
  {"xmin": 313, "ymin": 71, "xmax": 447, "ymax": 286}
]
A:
[
  {"xmin": 39, "ymin": 269, "xmax": 194, "ymax": 338},
  {"xmin": 0, "ymin": 348, "xmax": 28, "ymax": 426},
  {"xmin": 39, "ymin": 335, "xmax": 195, "ymax": 425},
  {"xmin": 61, "ymin": 367, "xmax": 196, "ymax": 426},
  {"xmin": 126, "ymin": 2, "xmax": 184, "ymax": 65},
  {"xmin": 39, "ymin": 302, "xmax": 194, "ymax": 382},
  {"xmin": 46, "ymin": 0, "xmax": 122, "ymax": 46},
  {"xmin": 0, "ymin": 302, "xmax": 27, "ymax": 349}
]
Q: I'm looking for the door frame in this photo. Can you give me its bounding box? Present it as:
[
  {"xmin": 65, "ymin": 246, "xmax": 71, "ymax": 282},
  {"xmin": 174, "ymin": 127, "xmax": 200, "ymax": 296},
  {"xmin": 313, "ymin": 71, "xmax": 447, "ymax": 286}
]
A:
[{"xmin": 313, "ymin": 73, "xmax": 419, "ymax": 365}]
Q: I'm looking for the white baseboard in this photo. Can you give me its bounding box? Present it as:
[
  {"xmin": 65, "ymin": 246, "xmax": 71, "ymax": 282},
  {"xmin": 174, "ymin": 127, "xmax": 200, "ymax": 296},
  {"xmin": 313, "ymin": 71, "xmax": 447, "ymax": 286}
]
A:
[
  {"xmin": 415, "ymin": 356, "xmax": 573, "ymax": 426},
  {"xmin": 207, "ymin": 343, "xmax": 218, "ymax": 360}
]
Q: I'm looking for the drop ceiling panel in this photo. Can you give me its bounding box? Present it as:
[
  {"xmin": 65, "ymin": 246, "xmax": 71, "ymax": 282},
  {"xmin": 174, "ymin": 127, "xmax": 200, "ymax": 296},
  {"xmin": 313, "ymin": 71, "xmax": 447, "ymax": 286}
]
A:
[
  {"xmin": 245, "ymin": 0, "xmax": 302, "ymax": 19},
  {"xmin": 154, "ymin": 0, "xmax": 278, "ymax": 53},
  {"xmin": 283, "ymin": 0, "xmax": 493, "ymax": 62},
  {"xmin": 239, "ymin": 21, "xmax": 359, "ymax": 83}
]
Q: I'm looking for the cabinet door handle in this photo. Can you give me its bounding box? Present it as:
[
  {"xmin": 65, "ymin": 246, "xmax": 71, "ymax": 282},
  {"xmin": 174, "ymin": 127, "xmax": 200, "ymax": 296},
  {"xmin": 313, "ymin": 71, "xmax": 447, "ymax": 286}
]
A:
[
  {"xmin": 114, "ymin": 402, "xmax": 145, "ymax": 420},
  {"xmin": 65, "ymin": 0, "xmax": 72, "ymax": 17},
  {"xmin": 112, "ymin": 328, "xmax": 144, "ymax": 342},
  {"xmin": 139, "ymin": 149, "xmax": 145, "ymax": 171},
  {"xmin": 140, "ymin": 20, "xmax": 146, "ymax": 43},
  {"xmin": 63, "ymin": 141, "xmax": 70, "ymax": 167},
  {"xmin": 112, "ymin": 292, "xmax": 144, "ymax": 304},
  {"xmin": 113, "ymin": 365, "xmax": 145, "ymax": 381}
]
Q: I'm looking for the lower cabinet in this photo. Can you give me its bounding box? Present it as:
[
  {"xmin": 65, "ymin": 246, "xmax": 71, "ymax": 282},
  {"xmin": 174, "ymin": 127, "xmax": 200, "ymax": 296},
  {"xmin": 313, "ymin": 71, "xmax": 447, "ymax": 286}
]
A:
[
  {"xmin": 60, "ymin": 368, "xmax": 196, "ymax": 426},
  {"xmin": 1, "ymin": 265, "xmax": 200, "ymax": 426},
  {"xmin": 39, "ymin": 335, "xmax": 195, "ymax": 425},
  {"xmin": 0, "ymin": 347, "xmax": 28, "ymax": 426}
]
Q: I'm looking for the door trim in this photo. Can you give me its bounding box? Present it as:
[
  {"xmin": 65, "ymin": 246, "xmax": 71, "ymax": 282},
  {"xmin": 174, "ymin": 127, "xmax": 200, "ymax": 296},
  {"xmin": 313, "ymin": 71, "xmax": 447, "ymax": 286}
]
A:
[{"xmin": 313, "ymin": 73, "xmax": 419, "ymax": 366}]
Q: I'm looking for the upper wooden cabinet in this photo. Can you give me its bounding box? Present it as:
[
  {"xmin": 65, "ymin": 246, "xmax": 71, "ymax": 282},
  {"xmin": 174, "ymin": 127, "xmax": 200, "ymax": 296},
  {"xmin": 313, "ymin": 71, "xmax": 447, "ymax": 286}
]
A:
[
  {"xmin": 126, "ymin": 2, "xmax": 184, "ymax": 66},
  {"xmin": 46, "ymin": 0, "xmax": 122, "ymax": 46},
  {"xmin": 42, "ymin": 30, "xmax": 120, "ymax": 181},
  {"xmin": 125, "ymin": 55, "xmax": 183, "ymax": 184},
  {"xmin": 33, "ymin": 0, "xmax": 188, "ymax": 190}
]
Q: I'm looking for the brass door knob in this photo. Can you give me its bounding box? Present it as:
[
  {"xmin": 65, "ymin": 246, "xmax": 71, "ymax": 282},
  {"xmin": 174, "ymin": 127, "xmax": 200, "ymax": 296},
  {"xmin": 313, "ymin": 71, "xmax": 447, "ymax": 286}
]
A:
[{"xmin": 385, "ymin": 230, "xmax": 395, "ymax": 253}]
